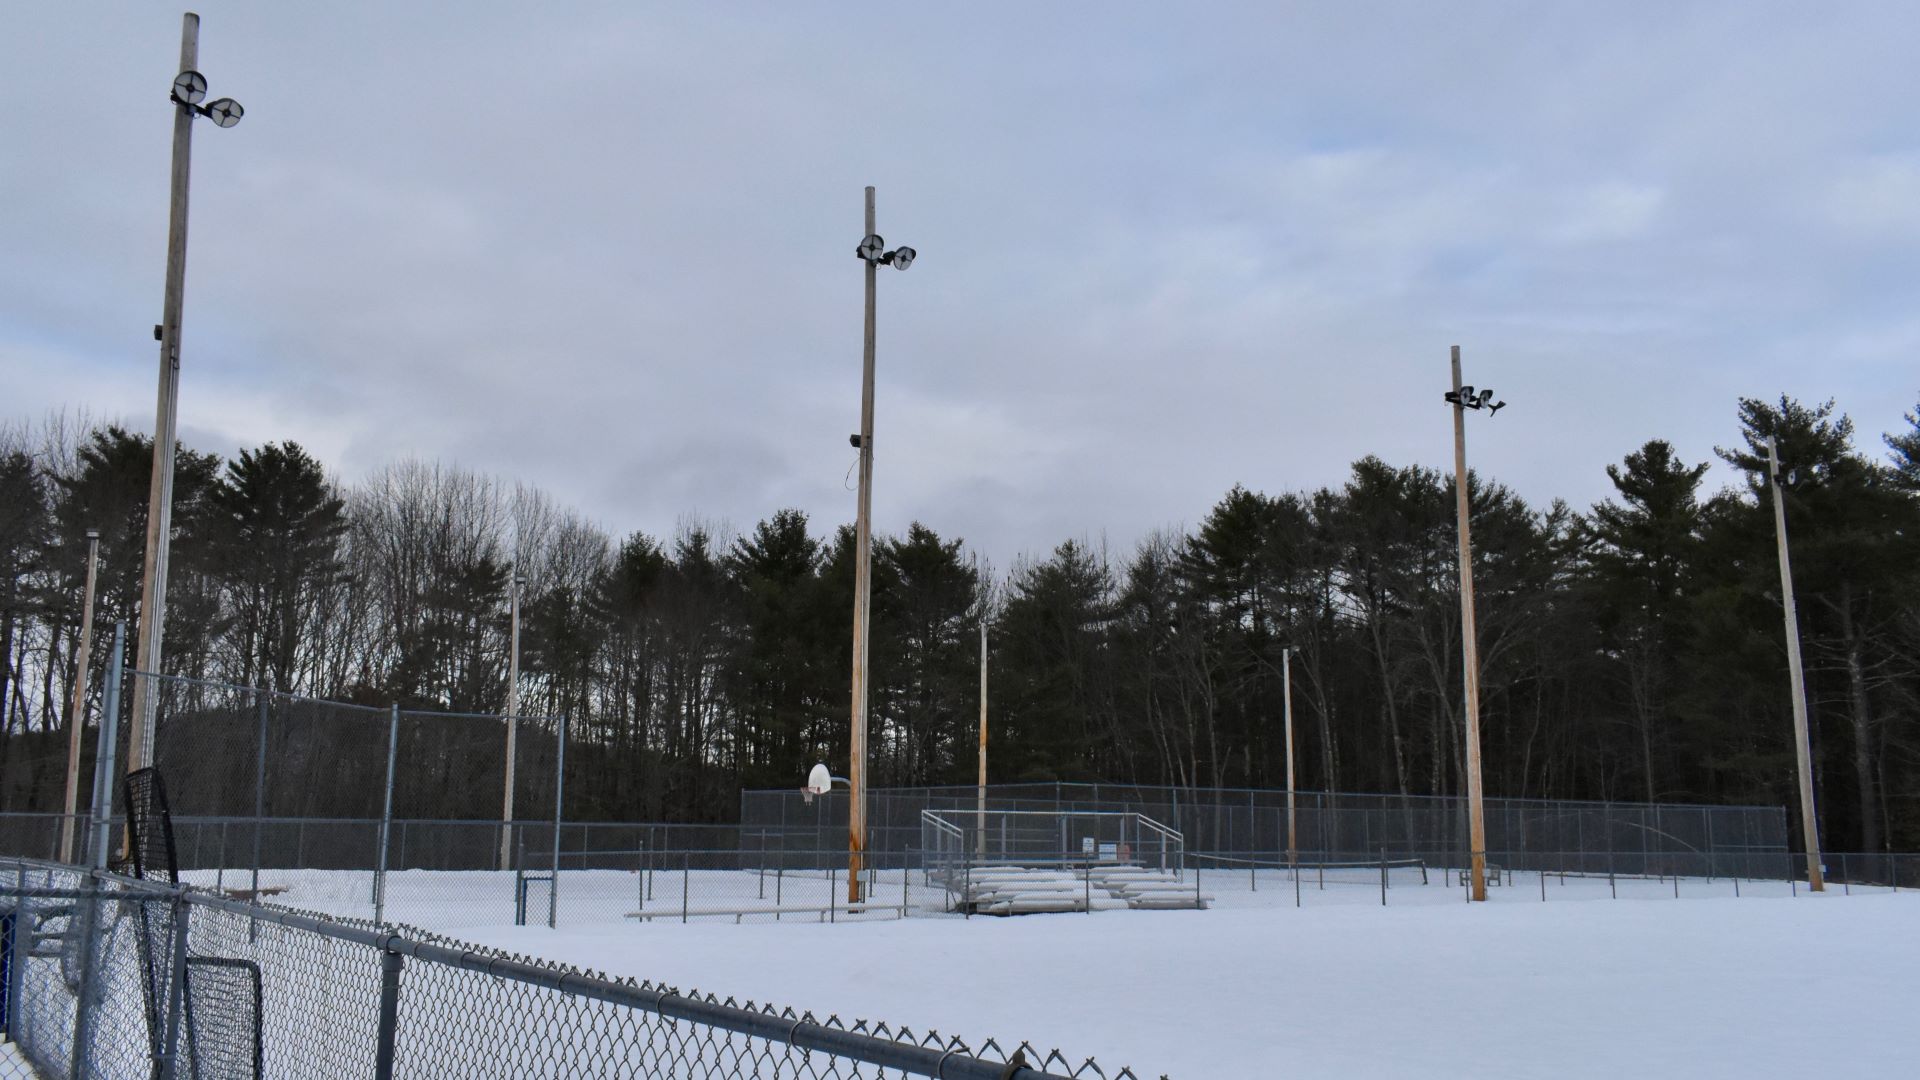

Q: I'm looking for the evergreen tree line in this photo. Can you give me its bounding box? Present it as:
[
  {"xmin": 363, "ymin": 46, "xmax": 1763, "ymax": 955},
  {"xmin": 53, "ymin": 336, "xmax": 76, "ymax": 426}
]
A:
[{"xmin": 2, "ymin": 395, "xmax": 1917, "ymax": 849}]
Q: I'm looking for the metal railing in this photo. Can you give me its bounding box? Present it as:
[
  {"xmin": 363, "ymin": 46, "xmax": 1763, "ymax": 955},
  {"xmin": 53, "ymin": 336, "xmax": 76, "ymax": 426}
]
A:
[{"xmin": 1, "ymin": 858, "xmax": 1146, "ymax": 1079}]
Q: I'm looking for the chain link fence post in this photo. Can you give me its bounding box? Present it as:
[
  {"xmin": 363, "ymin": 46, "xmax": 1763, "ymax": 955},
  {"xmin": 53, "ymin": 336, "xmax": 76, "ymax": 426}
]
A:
[
  {"xmin": 156, "ymin": 894, "xmax": 193, "ymax": 1080},
  {"xmin": 550, "ymin": 715, "xmax": 566, "ymax": 929},
  {"xmin": 251, "ymin": 687, "xmax": 268, "ymax": 925},
  {"xmin": 375, "ymin": 704, "xmax": 399, "ymax": 926},
  {"xmin": 375, "ymin": 942, "xmax": 404, "ymax": 1080},
  {"xmin": 91, "ymin": 624, "xmax": 127, "ymax": 873},
  {"xmin": 69, "ymin": 880, "xmax": 110, "ymax": 1080}
]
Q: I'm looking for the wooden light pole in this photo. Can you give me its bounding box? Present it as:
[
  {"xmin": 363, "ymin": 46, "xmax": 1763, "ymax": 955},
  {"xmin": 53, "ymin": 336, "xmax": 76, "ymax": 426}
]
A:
[
  {"xmin": 1765, "ymin": 436, "xmax": 1825, "ymax": 890},
  {"xmin": 977, "ymin": 617, "xmax": 989, "ymax": 853},
  {"xmin": 127, "ymin": 13, "xmax": 202, "ymax": 775},
  {"xmin": 1446, "ymin": 345, "xmax": 1503, "ymax": 902},
  {"xmin": 499, "ymin": 572, "xmax": 526, "ymax": 871},
  {"xmin": 1282, "ymin": 645, "xmax": 1297, "ymax": 868},
  {"xmin": 59, "ymin": 529, "xmax": 102, "ymax": 863},
  {"xmin": 128, "ymin": 12, "xmax": 243, "ymax": 774},
  {"xmin": 846, "ymin": 187, "xmax": 915, "ymax": 904},
  {"xmin": 848, "ymin": 188, "xmax": 877, "ymax": 904}
]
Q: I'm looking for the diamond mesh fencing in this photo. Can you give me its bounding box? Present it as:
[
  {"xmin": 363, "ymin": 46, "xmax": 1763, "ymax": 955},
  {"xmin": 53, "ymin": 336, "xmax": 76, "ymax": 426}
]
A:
[
  {"xmin": 743, "ymin": 781, "xmax": 1790, "ymax": 878},
  {"xmin": 1, "ymin": 859, "xmax": 1141, "ymax": 1079},
  {"xmin": 138, "ymin": 673, "xmax": 562, "ymax": 825}
]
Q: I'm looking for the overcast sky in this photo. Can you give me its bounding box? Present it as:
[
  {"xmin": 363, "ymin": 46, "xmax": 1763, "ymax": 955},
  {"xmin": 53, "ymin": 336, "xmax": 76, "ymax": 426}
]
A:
[{"xmin": 8, "ymin": 3, "xmax": 1918, "ymax": 567}]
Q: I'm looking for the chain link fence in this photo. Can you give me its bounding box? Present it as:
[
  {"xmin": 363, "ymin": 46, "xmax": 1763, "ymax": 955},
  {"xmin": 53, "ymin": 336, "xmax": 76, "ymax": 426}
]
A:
[
  {"xmin": 1, "ymin": 859, "xmax": 1145, "ymax": 1079},
  {"xmin": 743, "ymin": 781, "xmax": 1790, "ymax": 877},
  {"xmin": 1192, "ymin": 848, "xmax": 1920, "ymax": 905}
]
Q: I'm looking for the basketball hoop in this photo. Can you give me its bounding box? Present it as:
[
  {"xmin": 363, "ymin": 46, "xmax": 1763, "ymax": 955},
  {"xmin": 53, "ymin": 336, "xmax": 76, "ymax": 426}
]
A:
[{"xmin": 803, "ymin": 763, "xmax": 837, "ymax": 806}]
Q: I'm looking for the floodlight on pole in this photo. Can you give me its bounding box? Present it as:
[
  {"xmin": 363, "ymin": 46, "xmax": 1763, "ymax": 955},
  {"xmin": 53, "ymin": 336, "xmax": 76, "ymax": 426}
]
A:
[
  {"xmin": 1443, "ymin": 346, "xmax": 1505, "ymax": 902},
  {"xmin": 171, "ymin": 70, "xmax": 207, "ymax": 106},
  {"xmin": 206, "ymin": 98, "xmax": 244, "ymax": 128},
  {"xmin": 846, "ymin": 188, "xmax": 916, "ymax": 905},
  {"xmin": 127, "ymin": 13, "xmax": 246, "ymax": 779}
]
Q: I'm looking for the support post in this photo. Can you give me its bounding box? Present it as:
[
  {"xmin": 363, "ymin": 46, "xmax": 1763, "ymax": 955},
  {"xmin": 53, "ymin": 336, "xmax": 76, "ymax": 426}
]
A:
[
  {"xmin": 1283, "ymin": 645, "xmax": 1297, "ymax": 868},
  {"xmin": 1450, "ymin": 346, "xmax": 1490, "ymax": 901},
  {"xmin": 59, "ymin": 530, "xmax": 102, "ymax": 863},
  {"xmin": 128, "ymin": 13, "xmax": 203, "ymax": 775},
  {"xmin": 499, "ymin": 575, "xmax": 522, "ymax": 871},
  {"xmin": 977, "ymin": 617, "xmax": 988, "ymax": 855},
  {"xmin": 156, "ymin": 895, "xmax": 192, "ymax": 1080},
  {"xmin": 375, "ymin": 704, "xmax": 399, "ymax": 925},
  {"xmin": 250, "ymin": 688, "xmax": 267, "ymax": 936},
  {"xmin": 69, "ymin": 875, "xmax": 105, "ymax": 1080},
  {"xmin": 550, "ymin": 714, "xmax": 565, "ymax": 928},
  {"xmin": 91, "ymin": 624, "xmax": 127, "ymax": 872},
  {"xmin": 374, "ymin": 946, "xmax": 403, "ymax": 1080},
  {"xmin": 3, "ymin": 873, "xmax": 22, "ymax": 1041},
  {"xmin": 1765, "ymin": 436, "xmax": 1824, "ymax": 891},
  {"xmin": 847, "ymin": 185, "xmax": 879, "ymax": 905}
]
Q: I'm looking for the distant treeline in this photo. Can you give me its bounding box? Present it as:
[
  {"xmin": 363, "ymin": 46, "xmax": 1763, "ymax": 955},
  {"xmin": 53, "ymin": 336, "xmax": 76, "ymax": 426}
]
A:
[{"xmin": 1, "ymin": 395, "xmax": 1917, "ymax": 849}]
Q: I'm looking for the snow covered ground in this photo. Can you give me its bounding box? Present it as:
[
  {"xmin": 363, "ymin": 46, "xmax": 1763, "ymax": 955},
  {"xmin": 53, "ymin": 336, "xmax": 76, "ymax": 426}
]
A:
[{"xmin": 185, "ymin": 866, "xmax": 1920, "ymax": 1078}]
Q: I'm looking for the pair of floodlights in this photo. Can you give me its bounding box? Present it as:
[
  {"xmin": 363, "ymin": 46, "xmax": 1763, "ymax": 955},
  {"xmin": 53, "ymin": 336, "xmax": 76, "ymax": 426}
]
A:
[
  {"xmin": 170, "ymin": 70, "xmax": 244, "ymax": 128},
  {"xmin": 854, "ymin": 234, "xmax": 915, "ymax": 270},
  {"xmin": 1445, "ymin": 384, "xmax": 1507, "ymax": 415}
]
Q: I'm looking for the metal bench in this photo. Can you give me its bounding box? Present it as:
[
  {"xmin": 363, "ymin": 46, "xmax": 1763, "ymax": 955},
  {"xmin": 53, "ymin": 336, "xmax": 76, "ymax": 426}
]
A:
[
  {"xmin": 1457, "ymin": 865, "xmax": 1504, "ymax": 886},
  {"xmin": 624, "ymin": 903, "xmax": 907, "ymax": 924}
]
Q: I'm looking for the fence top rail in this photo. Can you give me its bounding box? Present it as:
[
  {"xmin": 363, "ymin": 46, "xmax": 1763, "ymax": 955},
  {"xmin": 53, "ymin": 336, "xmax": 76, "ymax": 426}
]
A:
[
  {"xmin": 745, "ymin": 782, "xmax": 1787, "ymax": 816},
  {"xmin": 127, "ymin": 669, "xmax": 385, "ymax": 713},
  {"xmin": 126, "ymin": 669, "xmax": 564, "ymax": 723}
]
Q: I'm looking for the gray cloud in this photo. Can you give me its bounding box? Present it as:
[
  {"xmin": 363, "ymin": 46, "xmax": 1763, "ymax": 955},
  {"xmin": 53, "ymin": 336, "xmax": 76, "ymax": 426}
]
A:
[{"xmin": 7, "ymin": 2, "xmax": 1918, "ymax": 568}]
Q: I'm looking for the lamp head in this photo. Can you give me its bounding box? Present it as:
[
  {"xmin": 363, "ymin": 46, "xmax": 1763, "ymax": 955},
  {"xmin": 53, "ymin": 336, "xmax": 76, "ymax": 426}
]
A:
[
  {"xmin": 889, "ymin": 246, "xmax": 915, "ymax": 270},
  {"xmin": 205, "ymin": 98, "xmax": 244, "ymax": 128},
  {"xmin": 855, "ymin": 234, "xmax": 886, "ymax": 262},
  {"xmin": 171, "ymin": 70, "xmax": 208, "ymax": 106}
]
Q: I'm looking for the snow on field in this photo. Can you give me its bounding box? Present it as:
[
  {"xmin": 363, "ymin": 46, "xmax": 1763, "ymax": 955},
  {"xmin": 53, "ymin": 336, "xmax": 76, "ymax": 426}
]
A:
[
  {"xmin": 183, "ymin": 866, "xmax": 1919, "ymax": 1077},
  {"xmin": 458, "ymin": 883, "xmax": 1917, "ymax": 1079}
]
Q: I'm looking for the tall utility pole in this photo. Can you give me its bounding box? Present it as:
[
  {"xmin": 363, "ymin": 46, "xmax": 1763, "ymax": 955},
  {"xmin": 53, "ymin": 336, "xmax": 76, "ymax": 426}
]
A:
[
  {"xmin": 128, "ymin": 12, "xmax": 243, "ymax": 774},
  {"xmin": 1765, "ymin": 436, "xmax": 1825, "ymax": 891},
  {"xmin": 499, "ymin": 572, "xmax": 526, "ymax": 871},
  {"xmin": 1445, "ymin": 345, "xmax": 1505, "ymax": 902},
  {"xmin": 849, "ymin": 187, "xmax": 878, "ymax": 905},
  {"xmin": 1282, "ymin": 645, "xmax": 1297, "ymax": 867},
  {"xmin": 59, "ymin": 529, "xmax": 102, "ymax": 863},
  {"xmin": 977, "ymin": 617, "xmax": 989, "ymax": 851},
  {"xmin": 846, "ymin": 187, "xmax": 914, "ymax": 904}
]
